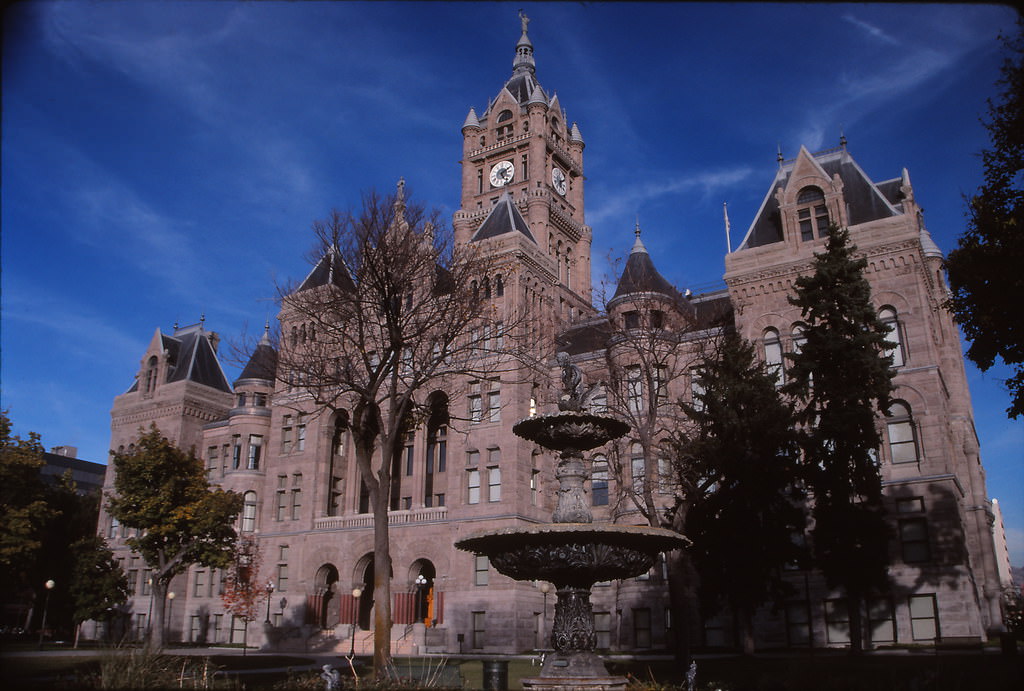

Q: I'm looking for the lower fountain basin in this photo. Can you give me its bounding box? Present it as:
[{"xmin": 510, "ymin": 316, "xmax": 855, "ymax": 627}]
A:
[{"xmin": 455, "ymin": 523, "xmax": 689, "ymax": 587}]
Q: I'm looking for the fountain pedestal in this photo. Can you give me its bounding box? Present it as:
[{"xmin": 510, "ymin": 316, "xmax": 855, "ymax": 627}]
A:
[{"xmin": 455, "ymin": 411, "xmax": 689, "ymax": 691}]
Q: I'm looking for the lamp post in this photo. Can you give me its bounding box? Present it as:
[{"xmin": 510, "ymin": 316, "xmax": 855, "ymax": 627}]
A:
[
  {"xmin": 166, "ymin": 592, "xmax": 175, "ymax": 643},
  {"xmin": 265, "ymin": 580, "xmax": 275, "ymax": 623},
  {"xmin": 414, "ymin": 574, "xmax": 427, "ymax": 623},
  {"xmin": 538, "ymin": 581, "xmax": 551, "ymax": 648},
  {"xmin": 349, "ymin": 587, "xmax": 362, "ymax": 658},
  {"xmin": 37, "ymin": 579, "xmax": 55, "ymax": 649}
]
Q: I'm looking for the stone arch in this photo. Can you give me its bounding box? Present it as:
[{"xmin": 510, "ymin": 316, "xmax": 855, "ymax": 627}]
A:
[
  {"xmin": 313, "ymin": 563, "xmax": 340, "ymax": 629},
  {"xmin": 408, "ymin": 559, "xmax": 438, "ymax": 625}
]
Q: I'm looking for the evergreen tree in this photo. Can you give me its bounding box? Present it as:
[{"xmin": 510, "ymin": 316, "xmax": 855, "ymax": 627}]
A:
[
  {"xmin": 107, "ymin": 427, "xmax": 243, "ymax": 649},
  {"xmin": 783, "ymin": 225, "xmax": 895, "ymax": 655},
  {"xmin": 671, "ymin": 332, "xmax": 804, "ymax": 654},
  {"xmin": 945, "ymin": 21, "xmax": 1024, "ymax": 418}
]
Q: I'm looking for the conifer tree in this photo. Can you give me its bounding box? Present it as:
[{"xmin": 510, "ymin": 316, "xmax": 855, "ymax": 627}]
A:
[
  {"xmin": 783, "ymin": 225, "xmax": 894, "ymax": 655},
  {"xmin": 671, "ymin": 332, "xmax": 804, "ymax": 655}
]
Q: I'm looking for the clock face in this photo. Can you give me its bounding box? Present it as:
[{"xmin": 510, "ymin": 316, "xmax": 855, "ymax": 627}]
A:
[
  {"xmin": 551, "ymin": 167, "xmax": 567, "ymax": 196},
  {"xmin": 489, "ymin": 160, "xmax": 515, "ymax": 187}
]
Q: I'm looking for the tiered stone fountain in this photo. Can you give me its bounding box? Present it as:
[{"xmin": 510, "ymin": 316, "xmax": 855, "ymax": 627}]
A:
[{"xmin": 456, "ymin": 355, "xmax": 688, "ymax": 691}]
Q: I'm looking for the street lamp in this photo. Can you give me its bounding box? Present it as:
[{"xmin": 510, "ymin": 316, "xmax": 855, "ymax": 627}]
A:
[
  {"xmin": 349, "ymin": 587, "xmax": 362, "ymax": 658},
  {"xmin": 414, "ymin": 574, "xmax": 427, "ymax": 623},
  {"xmin": 37, "ymin": 579, "xmax": 55, "ymax": 649},
  {"xmin": 537, "ymin": 582, "xmax": 552, "ymax": 648},
  {"xmin": 166, "ymin": 592, "xmax": 176, "ymax": 643},
  {"xmin": 265, "ymin": 580, "xmax": 275, "ymax": 623}
]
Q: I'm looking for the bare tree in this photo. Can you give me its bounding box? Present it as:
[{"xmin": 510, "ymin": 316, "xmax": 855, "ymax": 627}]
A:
[{"xmin": 273, "ymin": 182, "xmax": 533, "ymax": 676}]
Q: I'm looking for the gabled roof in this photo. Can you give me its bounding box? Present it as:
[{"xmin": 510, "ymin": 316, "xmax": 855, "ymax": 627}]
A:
[
  {"xmin": 471, "ymin": 191, "xmax": 536, "ymax": 243},
  {"xmin": 739, "ymin": 145, "xmax": 903, "ymax": 250},
  {"xmin": 297, "ymin": 247, "xmax": 355, "ymax": 292},
  {"xmin": 236, "ymin": 327, "xmax": 278, "ymax": 384},
  {"xmin": 612, "ymin": 226, "xmax": 681, "ymax": 300}
]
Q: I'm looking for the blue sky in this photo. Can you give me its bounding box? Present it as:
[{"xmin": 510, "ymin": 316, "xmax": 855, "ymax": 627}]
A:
[{"xmin": 2, "ymin": 1, "xmax": 1021, "ymax": 562}]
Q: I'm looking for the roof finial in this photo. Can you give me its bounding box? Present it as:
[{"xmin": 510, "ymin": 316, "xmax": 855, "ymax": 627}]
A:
[
  {"xmin": 776, "ymin": 143, "xmax": 784, "ymax": 166},
  {"xmin": 839, "ymin": 128, "xmax": 847, "ymax": 149},
  {"xmin": 200, "ymin": 313, "xmax": 205, "ymax": 326},
  {"xmin": 396, "ymin": 176, "xmax": 405, "ymax": 201},
  {"xmin": 519, "ymin": 9, "xmax": 530, "ymax": 35},
  {"xmin": 635, "ymin": 217, "xmax": 641, "ymax": 240},
  {"xmin": 630, "ymin": 218, "xmax": 647, "ymax": 254}
]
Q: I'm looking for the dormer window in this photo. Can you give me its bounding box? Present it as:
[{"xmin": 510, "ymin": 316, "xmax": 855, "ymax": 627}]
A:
[
  {"xmin": 796, "ymin": 186, "xmax": 829, "ymax": 241},
  {"xmin": 144, "ymin": 356, "xmax": 158, "ymax": 394}
]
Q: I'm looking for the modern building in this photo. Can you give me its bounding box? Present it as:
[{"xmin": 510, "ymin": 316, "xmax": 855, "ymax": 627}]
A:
[{"xmin": 94, "ymin": 18, "xmax": 1006, "ymax": 652}]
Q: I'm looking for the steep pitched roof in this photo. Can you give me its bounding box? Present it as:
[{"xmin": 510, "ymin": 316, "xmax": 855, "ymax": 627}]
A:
[
  {"xmin": 740, "ymin": 145, "xmax": 903, "ymax": 250},
  {"xmin": 297, "ymin": 247, "xmax": 355, "ymax": 292},
  {"xmin": 471, "ymin": 191, "xmax": 536, "ymax": 243},
  {"xmin": 612, "ymin": 226, "xmax": 681, "ymax": 300},
  {"xmin": 128, "ymin": 322, "xmax": 231, "ymax": 394},
  {"xmin": 236, "ymin": 327, "xmax": 278, "ymax": 384}
]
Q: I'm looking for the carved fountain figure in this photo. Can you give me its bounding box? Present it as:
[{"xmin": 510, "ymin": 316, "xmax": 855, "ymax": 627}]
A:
[{"xmin": 456, "ymin": 354, "xmax": 689, "ymax": 690}]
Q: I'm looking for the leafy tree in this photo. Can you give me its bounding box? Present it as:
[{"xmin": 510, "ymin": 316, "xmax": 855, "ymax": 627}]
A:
[
  {"xmin": 275, "ymin": 184, "xmax": 533, "ymax": 677},
  {"xmin": 945, "ymin": 21, "xmax": 1024, "ymax": 419},
  {"xmin": 68, "ymin": 535, "xmax": 129, "ymax": 646},
  {"xmin": 107, "ymin": 427, "xmax": 243, "ymax": 649},
  {"xmin": 221, "ymin": 536, "xmax": 267, "ymax": 655},
  {"xmin": 0, "ymin": 411, "xmax": 53, "ymax": 600},
  {"xmin": 783, "ymin": 225, "xmax": 895, "ymax": 655},
  {"xmin": 670, "ymin": 331, "xmax": 805, "ymax": 654}
]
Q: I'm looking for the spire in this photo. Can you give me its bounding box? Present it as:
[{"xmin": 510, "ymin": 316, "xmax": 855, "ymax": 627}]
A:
[
  {"xmin": 392, "ymin": 177, "xmax": 408, "ymax": 232},
  {"xmin": 462, "ymin": 107, "xmax": 481, "ymax": 130},
  {"xmin": 631, "ymin": 218, "xmax": 647, "ymax": 254},
  {"xmin": 569, "ymin": 122, "xmax": 584, "ymax": 144},
  {"xmin": 259, "ymin": 321, "xmax": 272, "ymax": 347},
  {"xmin": 513, "ymin": 10, "xmax": 535, "ymax": 75}
]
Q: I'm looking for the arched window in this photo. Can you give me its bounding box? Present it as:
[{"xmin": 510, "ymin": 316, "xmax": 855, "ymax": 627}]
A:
[
  {"xmin": 886, "ymin": 402, "xmax": 919, "ymax": 464},
  {"xmin": 290, "ymin": 326, "xmax": 298, "ymax": 347},
  {"xmin": 763, "ymin": 328, "xmax": 783, "ymax": 387},
  {"xmin": 879, "ymin": 307, "xmax": 905, "ymax": 367},
  {"xmin": 495, "ymin": 274, "xmax": 504, "ymax": 297},
  {"xmin": 496, "ymin": 109, "xmax": 513, "ymax": 123},
  {"xmin": 482, "ymin": 277, "xmax": 491, "ymax": 298},
  {"xmin": 796, "ymin": 186, "xmax": 829, "ymax": 241},
  {"xmin": 592, "ymin": 454, "xmax": 609, "ymax": 506},
  {"xmin": 241, "ymin": 491, "xmax": 257, "ymax": 532},
  {"xmin": 565, "ymin": 248, "xmax": 572, "ymax": 289}
]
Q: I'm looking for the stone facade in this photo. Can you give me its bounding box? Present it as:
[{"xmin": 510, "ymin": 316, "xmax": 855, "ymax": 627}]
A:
[{"xmin": 94, "ymin": 19, "xmax": 1004, "ymax": 653}]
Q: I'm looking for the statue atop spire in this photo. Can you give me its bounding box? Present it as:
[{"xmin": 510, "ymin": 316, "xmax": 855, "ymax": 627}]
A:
[{"xmin": 513, "ymin": 10, "xmax": 535, "ymax": 75}]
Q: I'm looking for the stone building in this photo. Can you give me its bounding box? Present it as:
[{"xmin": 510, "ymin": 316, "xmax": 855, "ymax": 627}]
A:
[{"xmin": 95, "ymin": 18, "xmax": 1005, "ymax": 652}]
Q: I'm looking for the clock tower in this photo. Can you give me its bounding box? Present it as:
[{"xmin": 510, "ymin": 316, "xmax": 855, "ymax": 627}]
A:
[{"xmin": 453, "ymin": 12, "xmax": 593, "ymax": 319}]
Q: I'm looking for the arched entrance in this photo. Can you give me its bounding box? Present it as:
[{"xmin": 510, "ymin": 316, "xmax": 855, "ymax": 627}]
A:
[
  {"xmin": 356, "ymin": 556, "xmax": 375, "ymax": 631},
  {"xmin": 314, "ymin": 564, "xmax": 340, "ymax": 629},
  {"xmin": 410, "ymin": 559, "xmax": 437, "ymax": 626}
]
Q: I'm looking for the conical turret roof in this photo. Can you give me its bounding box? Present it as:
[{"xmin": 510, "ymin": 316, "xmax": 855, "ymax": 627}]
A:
[
  {"xmin": 236, "ymin": 325, "xmax": 277, "ymax": 384},
  {"xmin": 612, "ymin": 223, "xmax": 679, "ymax": 299}
]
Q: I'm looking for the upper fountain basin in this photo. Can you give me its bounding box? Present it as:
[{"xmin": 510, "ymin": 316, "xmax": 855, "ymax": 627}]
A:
[{"xmin": 513, "ymin": 412, "xmax": 630, "ymax": 452}]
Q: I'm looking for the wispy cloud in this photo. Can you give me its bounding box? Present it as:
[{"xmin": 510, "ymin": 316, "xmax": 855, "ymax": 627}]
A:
[
  {"xmin": 843, "ymin": 14, "xmax": 900, "ymax": 46},
  {"xmin": 588, "ymin": 167, "xmax": 754, "ymax": 227}
]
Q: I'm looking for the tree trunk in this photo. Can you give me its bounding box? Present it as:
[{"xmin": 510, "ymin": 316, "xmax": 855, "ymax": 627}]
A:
[
  {"xmin": 372, "ymin": 489, "xmax": 393, "ymax": 677},
  {"xmin": 736, "ymin": 604, "xmax": 755, "ymax": 656},
  {"xmin": 848, "ymin": 593, "xmax": 864, "ymax": 656},
  {"xmin": 665, "ymin": 505, "xmax": 699, "ymax": 668},
  {"xmin": 149, "ymin": 580, "xmax": 167, "ymax": 650}
]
